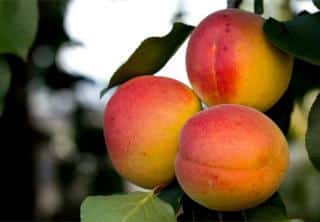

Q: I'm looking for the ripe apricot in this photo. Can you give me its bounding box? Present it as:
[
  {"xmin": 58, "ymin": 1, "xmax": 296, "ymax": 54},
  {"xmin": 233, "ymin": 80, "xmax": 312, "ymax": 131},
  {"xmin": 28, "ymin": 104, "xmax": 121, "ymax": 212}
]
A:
[
  {"xmin": 175, "ymin": 104, "xmax": 289, "ymax": 211},
  {"xmin": 104, "ymin": 76, "xmax": 201, "ymax": 189},
  {"xmin": 186, "ymin": 9, "xmax": 293, "ymax": 111}
]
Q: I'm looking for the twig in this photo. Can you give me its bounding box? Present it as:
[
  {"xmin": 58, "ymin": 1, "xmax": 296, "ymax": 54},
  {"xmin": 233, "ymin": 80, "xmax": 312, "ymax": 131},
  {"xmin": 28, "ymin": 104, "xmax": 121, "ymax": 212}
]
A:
[{"xmin": 227, "ymin": 0, "xmax": 242, "ymax": 8}]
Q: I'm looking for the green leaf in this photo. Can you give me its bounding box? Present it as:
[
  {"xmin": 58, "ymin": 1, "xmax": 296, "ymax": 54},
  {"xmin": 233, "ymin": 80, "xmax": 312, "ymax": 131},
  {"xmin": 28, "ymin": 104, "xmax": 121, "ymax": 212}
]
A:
[
  {"xmin": 264, "ymin": 12, "xmax": 320, "ymax": 65},
  {"xmin": 265, "ymin": 86, "xmax": 294, "ymax": 135},
  {"xmin": 290, "ymin": 59, "xmax": 320, "ymax": 100},
  {"xmin": 81, "ymin": 191, "xmax": 177, "ymax": 222},
  {"xmin": 178, "ymin": 195, "xmax": 245, "ymax": 222},
  {"xmin": 178, "ymin": 192, "xmax": 298, "ymax": 222},
  {"xmin": 0, "ymin": 0, "xmax": 38, "ymax": 60},
  {"xmin": 254, "ymin": 0, "xmax": 264, "ymax": 14},
  {"xmin": 245, "ymin": 193, "xmax": 290, "ymax": 222},
  {"xmin": 177, "ymin": 195, "xmax": 222, "ymax": 222},
  {"xmin": 306, "ymin": 93, "xmax": 320, "ymax": 171},
  {"xmin": 313, "ymin": 0, "xmax": 320, "ymax": 9},
  {"xmin": 0, "ymin": 57, "xmax": 11, "ymax": 113},
  {"xmin": 101, "ymin": 22, "xmax": 194, "ymax": 97},
  {"xmin": 246, "ymin": 193, "xmax": 303, "ymax": 221},
  {"xmin": 157, "ymin": 182, "xmax": 184, "ymax": 212}
]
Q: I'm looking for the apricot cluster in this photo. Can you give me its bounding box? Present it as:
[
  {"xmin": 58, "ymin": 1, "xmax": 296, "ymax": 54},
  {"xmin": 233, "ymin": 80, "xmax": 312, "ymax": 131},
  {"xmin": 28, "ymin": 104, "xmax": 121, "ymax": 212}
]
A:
[{"xmin": 103, "ymin": 9, "xmax": 292, "ymax": 211}]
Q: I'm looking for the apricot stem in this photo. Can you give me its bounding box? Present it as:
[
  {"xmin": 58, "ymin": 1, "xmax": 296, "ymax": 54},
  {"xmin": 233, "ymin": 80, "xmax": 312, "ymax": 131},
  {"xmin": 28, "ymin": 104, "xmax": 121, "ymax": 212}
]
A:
[
  {"xmin": 254, "ymin": 0, "xmax": 264, "ymax": 14},
  {"xmin": 153, "ymin": 185, "xmax": 162, "ymax": 194},
  {"xmin": 227, "ymin": 0, "xmax": 242, "ymax": 8}
]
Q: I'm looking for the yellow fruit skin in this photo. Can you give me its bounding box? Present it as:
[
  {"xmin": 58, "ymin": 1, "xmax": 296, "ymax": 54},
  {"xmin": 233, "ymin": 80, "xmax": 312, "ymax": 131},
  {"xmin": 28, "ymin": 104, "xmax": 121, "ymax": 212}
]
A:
[
  {"xmin": 104, "ymin": 76, "xmax": 201, "ymax": 189},
  {"xmin": 186, "ymin": 9, "xmax": 293, "ymax": 111},
  {"xmin": 175, "ymin": 104, "xmax": 289, "ymax": 211}
]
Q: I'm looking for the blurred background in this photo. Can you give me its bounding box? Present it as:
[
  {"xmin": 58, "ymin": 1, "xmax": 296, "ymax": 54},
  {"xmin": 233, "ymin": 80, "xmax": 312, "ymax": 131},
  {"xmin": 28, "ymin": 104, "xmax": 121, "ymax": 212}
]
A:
[{"xmin": 0, "ymin": 0, "xmax": 319, "ymax": 221}]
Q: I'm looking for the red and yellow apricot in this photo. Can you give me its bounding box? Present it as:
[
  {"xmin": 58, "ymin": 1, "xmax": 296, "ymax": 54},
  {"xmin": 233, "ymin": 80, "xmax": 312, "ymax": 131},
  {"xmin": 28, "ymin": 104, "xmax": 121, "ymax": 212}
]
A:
[
  {"xmin": 104, "ymin": 76, "xmax": 201, "ymax": 189},
  {"xmin": 186, "ymin": 9, "xmax": 293, "ymax": 111},
  {"xmin": 175, "ymin": 104, "xmax": 289, "ymax": 211}
]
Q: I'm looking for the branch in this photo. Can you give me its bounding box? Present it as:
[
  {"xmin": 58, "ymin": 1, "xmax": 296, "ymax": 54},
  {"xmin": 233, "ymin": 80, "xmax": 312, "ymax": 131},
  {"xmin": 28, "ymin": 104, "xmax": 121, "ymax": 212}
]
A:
[
  {"xmin": 254, "ymin": 0, "xmax": 264, "ymax": 14},
  {"xmin": 227, "ymin": 0, "xmax": 242, "ymax": 8}
]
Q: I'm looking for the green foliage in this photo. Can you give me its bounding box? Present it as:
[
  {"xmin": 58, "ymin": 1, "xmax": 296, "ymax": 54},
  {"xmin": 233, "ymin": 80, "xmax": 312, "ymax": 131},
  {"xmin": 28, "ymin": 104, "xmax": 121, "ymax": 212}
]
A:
[
  {"xmin": 81, "ymin": 186, "xmax": 296, "ymax": 222},
  {"xmin": 157, "ymin": 182, "xmax": 184, "ymax": 212},
  {"xmin": 177, "ymin": 195, "xmax": 230, "ymax": 222},
  {"xmin": 306, "ymin": 94, "xmax": 320, "ymax": 171},
  {"xmin": 245, "ymin": 193, "xmax": 290, "ymax": 222},
  {"xmin": 313, "ymin": 0, "xmax": 320, "ymax": 9},
  {"xmin": 254, "ymin": 0, "xmax": 264, "ymax": 15},
  {"xmin": 100, "ymin": 22, "xmax": 194, "ymax": 97},
  {"xmin": 290, "ymin": 59, "xmax": 320, "ymax": 100},
  {"xmin": 81, "ymin": 192, "xmax": 176, "ymax": 222},
  {"xmin": 0, "ymin": 57, "xmax": 10, "ymax": 113},
  {"xmin": 93, "ymin": 2, "xmax": 320, "ymax": 221},
  {"xmin": 0, "ymin": 0, "xmax": 38, "ymax": 60},
  {"xmin": 264, "ymin": 12, "xmax": 320, "ymax": 65},
  {"xmin": 265, "ymin": 87, "xmax": 294, "ymax": 135},
  {"xmin": 177, "ymin": 193, "xmax": 294, "ymax": 222}
]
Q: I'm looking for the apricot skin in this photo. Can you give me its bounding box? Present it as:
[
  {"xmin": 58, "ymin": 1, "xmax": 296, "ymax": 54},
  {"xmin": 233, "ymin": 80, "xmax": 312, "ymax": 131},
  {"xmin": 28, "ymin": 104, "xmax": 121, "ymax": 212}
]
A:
[
  {"xmin": 104, "ymin": 76, "xmax": 201, "ymax": 189},
  {"xmin": 186, "ymin": 9, "xmax": 293, "ymax": 111},
  {"xmin": 175, "ymin": 104, "xmax": 289, "ymax": 211}
]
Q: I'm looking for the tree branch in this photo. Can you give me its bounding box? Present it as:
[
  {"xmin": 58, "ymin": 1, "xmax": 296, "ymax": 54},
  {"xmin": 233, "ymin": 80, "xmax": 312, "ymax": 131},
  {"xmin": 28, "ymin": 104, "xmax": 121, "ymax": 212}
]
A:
[{"xmin": 227, "ymin": 0, "xmax": 242, "ymax": 8}]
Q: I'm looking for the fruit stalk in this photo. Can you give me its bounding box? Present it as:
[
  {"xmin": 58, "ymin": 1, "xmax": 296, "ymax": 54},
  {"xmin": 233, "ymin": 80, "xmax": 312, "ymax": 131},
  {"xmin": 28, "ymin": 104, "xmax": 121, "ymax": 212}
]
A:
[{"xmin": 227, "ymin": 0, "xmax": 242, "ymax": 8}]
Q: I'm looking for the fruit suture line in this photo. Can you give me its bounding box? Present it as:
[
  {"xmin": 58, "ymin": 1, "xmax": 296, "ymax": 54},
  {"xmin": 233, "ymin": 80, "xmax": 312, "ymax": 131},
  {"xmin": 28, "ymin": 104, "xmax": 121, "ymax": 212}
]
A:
[{"xmin": 175, "ymin": 104, "xmax": 288, "ymax": 211}]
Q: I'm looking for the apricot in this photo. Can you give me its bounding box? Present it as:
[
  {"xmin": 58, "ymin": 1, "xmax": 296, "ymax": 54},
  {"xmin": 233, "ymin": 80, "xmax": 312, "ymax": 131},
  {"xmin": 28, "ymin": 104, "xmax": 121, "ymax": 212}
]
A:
[
  {"xmin": 104, "ymin": 76, "xmax": 201, "ymax": 189},
  {"xmin": 175, "ymin": 104, "xmax": 289, "ymax": 211},
  {"xmin": 186, "ymin": 9, "xmax": 293, "ymax": 111}
]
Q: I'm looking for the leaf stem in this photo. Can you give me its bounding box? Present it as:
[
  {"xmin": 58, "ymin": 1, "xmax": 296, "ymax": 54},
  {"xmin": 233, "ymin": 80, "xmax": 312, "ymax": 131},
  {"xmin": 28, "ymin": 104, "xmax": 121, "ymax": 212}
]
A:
[
  {"xmin": 153, "ymin": 185, "xmax": 163, "ymax": 194},
  {"xmin": 120, "ymin": 192, "xmax": 154, "ymax": 222}
]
